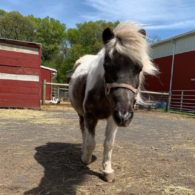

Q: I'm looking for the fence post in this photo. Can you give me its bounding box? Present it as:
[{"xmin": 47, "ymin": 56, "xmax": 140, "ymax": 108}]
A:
[
  {"xmin": 148, "ymin": 95, "xmax": 151, "ymax": 110},
  {"xmin": 42, "ymin": 79, "xmax": 46, "ymax": 105},
  {"xmin": 57, "ymin": 87, "xmax": 60, "ymax": 99},
  {"xmin": 166, "ymin": 92, "xmax": 171, "ymax": 112},
  {"xmin": 180, "ymin": 91, "xmax": 183, "ymax": 111}
]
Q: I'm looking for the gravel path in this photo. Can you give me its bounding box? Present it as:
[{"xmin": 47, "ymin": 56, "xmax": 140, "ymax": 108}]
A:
[{"xmin": 0, "ymin": 108, "xmax": 195, "ymax": 195}]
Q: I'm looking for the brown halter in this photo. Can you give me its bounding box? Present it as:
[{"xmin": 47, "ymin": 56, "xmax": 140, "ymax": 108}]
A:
[{"xmin": 104, "ymin": 82, "xmax": 139, "ymax": 97}]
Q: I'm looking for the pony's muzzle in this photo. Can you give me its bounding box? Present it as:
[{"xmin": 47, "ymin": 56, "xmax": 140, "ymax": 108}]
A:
[{"xmin": 113, "ymin": 111, "xmax": 134, "ymax": 127}]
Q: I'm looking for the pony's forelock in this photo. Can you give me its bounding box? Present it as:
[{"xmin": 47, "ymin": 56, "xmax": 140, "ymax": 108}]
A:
[{"xmin": 103, "ymin": 21, "xmax": 159, "ymax": 104}]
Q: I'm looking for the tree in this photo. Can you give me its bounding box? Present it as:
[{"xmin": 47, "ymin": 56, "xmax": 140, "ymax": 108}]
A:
[
  {"xmin": 0, "ymin": 9, "xmax": 7, "ymax": 18},
  {"xmin": 58, "ymin": 20, "xmax": 120, "ymax": 82},
  {"xmin": 64, "ymin": 20, "xmax": 119, "ymax": 61},
  {"xmin": 0, "ymin": 10, "xmax": 36, "ymax": 41},
  {"xmin": 147, "ymin": 35, "xmax": 161, "ymax": 44},
  {"xmin": 29, "ymin": 16, "xmax": 66, "ymax": 62},
  {"xmin": 0, "ymin": 11, "xmax": 120, "ymax": 83}
]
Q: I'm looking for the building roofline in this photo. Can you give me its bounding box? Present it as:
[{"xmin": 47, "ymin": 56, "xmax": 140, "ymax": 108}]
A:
[
  {"xmin": 0, "ymin": 38, "xmax": 42, "ymax": 47},
  {"xmin": 41, "ymin": 65, "xmax": 57, "ymax": 72},
  {"xmin": 151, "ymin": 30, "xmax": 195, "ymax": 47},
  {"xmin": 66, "ymin": 70, "xmax": 73, "ymax": 73}
]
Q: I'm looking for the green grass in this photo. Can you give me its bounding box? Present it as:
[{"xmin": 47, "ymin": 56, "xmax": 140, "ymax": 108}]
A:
[
  {"xmin": 155, "ymin": 108, "xmax": 166, "ymax": 112},
  {"xmin": 169, "ymin": 110, "xmax": 195, "ymax": 116},
  {"xmin": 155, "ymin": 108, "xmax": 195, "ymax": 116}
]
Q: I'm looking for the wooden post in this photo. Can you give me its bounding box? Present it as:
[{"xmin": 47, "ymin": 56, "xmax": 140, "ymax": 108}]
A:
[
  {"xmin": 148, "ymin": 95, "xmax": 151, "ymax": 111},
  {"xmin": 180, "ymin": 91, "xmax": 183, "ymax": 111},
  {"xmin": 166, "ymin": 92, "xmax": 171, "ymax": 112},
  {"xmin": 57, "ymin": 87, "xmax": 60, "ymax": 99},
  {"xmin": 42, "ymin": 79, "xmax": 46, "ymax": 105}
]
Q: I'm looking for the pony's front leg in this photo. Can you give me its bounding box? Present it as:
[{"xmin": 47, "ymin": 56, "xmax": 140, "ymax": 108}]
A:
[
  {"xmin": 81, "ymin": 113, "xmax": 97, "ymax": 165},
  {"xmin": 103, "ymin": 116, "xmax": 118, "ymax": 182}
]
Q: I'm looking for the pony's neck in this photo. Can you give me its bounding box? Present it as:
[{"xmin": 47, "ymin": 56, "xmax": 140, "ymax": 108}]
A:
[
  {"xmin": 96, "ymin": 48, "xmax": 105, "ymax": 76},
  {"xmin": 85, "ymin": 49, "xmax": 105, "ymax": 93}
]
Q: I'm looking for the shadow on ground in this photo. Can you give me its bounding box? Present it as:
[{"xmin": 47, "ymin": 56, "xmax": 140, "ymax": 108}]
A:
[{"xmin": 24, "ymin": 142, "xmax": 102, "ymax": 195}]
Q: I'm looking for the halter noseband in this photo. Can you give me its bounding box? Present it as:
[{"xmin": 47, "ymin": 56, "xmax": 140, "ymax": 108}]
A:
[{"xmin": 104, "ymin": 82, "xmax": 139, "ymax": 97}]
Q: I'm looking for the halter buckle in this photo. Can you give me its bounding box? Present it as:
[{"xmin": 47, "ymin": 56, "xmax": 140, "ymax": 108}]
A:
[{"xmin": 105, "ymin": 84, "xmax": 110, "ymax": 96}]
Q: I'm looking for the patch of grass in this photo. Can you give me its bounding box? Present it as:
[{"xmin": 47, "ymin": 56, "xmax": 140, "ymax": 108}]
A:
[
  {"xmin": 169, "ymin": 110, "xmax": 195, "ymax": 116},
  {"xmin": 155, "ymin": 108, "xmax": 195, "ymax": 116},
  {"xmin": 155, "ymin": 108, "xmax": 166, "ymax": 112}
]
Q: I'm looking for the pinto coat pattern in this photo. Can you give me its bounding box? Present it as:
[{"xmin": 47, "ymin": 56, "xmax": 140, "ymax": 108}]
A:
[{"xmin": 69, "ymin": 21, "xmax": 158, "ymax": 182}]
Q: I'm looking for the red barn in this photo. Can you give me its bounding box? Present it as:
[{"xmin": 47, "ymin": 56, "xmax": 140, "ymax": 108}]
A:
[
  {"xmin": 145, "ymin": 30, "xmax": 195, "ymax": 112},
  {"xmin": 41, "ymin": 66, "xmax": 57, "ymax": 100},
  {"xmin": 0, "ymin": 38, "xmax": 41, "ymax": 108}
]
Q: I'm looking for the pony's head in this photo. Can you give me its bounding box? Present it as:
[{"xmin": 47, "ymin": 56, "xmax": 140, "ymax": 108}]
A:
[{"xmin": 102, "ymin": 22, "xmax": 158, "ymax": 127}]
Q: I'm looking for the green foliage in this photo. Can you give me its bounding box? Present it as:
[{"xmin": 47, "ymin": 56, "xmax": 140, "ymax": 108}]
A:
[
  {"xmin": 0, "ymin": 10, "xmax": 36, "ymax": 41},
  {"xmin": 0, "ymin": 9, "xmax": 121, "ymax": 83},
  {"xmin": 0, "ymin": 9, "xmax": 7, "ymax": 17},
  {"xmin": 28, "ymin": 15, "xmax": 66, "ymax": 61},
  {"xmin": 60, "ymin": 20, "xmax": 120, "ymax": 82},
  {"xmin": 69, "ymin": 20, "xmax": 120, "ymax": 54}
]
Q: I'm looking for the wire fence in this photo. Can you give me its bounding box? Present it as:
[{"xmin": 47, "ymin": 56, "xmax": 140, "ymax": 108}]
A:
[
  {"xmin": 42, "ymin": 80, "xmax": 195, "ymax": 113},
  {"xmin": 170, "ymin": 90, "xmax": 195, "ymax": 113},
  {"xmin": 136, "ymin": 91, "xmax": 170, "ymax": 111}
]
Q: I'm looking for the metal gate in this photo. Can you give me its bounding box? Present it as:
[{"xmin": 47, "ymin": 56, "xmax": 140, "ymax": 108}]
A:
[{"xmin": 170, "ymin": 90, "xmax": 195, "ymax": 113}]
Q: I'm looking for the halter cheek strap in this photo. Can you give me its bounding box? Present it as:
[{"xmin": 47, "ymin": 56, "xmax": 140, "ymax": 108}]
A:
[{"xmin": 104, "ymin": 83, "xmax": 139, "ymax": 97}]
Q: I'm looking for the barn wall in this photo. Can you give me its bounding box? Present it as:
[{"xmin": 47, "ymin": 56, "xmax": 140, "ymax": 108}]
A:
[
  {"xmin": 144, "ymin": 55, "xmax": 172, "ymax": 92},
  {"xmin": 0, "ymin": 40, "xmax": 41, "ymax": 108},
  {"xmin": 144, "ymin": 50, "xmax": 195, "ymax": 92},
  {"xmin": 172, "ymin": 50, "xmax": 195, "ymax": 90},
  {"xmin": 40, "ymin": 68, "xmax": 52, "ymax": 100}
]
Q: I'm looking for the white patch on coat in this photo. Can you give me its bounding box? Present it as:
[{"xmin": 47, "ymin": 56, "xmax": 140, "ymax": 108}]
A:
[
  {"xmin": 83, "ymin": 50, "xmax": 105, "ymax": 112},
  {"xmin": 69, "ymin": 54, "xmax": 97, "ymax": 108},
  {"xmin": 81, "ymin": 125, "xmax": 96, "ymax": 164}
]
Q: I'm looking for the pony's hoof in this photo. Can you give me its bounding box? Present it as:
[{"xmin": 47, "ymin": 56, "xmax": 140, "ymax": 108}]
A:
[
  {"xmin": 103, "ymin": 172, "xmax": 115, "ymax": 183},
  {"xmin": 81, "ymin": 156, "xmax": 91, "ymax": 165}
]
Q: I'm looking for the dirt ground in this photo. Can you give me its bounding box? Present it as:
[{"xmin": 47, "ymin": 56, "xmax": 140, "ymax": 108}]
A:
[{"xmin": 0, "ymin": 104, "xmax": 195, "ymax": 195}]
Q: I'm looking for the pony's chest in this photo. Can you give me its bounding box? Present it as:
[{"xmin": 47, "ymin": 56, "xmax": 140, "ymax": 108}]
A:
[{"xmin": 84, "ymin": 89, "xmax": 111, "ymax": 119}]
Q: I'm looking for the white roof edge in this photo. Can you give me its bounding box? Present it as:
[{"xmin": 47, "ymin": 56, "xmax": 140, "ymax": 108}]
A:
[
  {"xmin": 41, "ymin": 65, "xmax": 57, "ymax": 72},
  {"xmin": 151, "ymin": 30, "xmax": 195, "ymax": 47},
  {"xmin": 0, "ymin": 37, "xmax": 42, "ymax": 47}
]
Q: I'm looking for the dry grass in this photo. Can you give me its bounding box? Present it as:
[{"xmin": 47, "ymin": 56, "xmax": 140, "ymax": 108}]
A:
[
  {"xmin": 0, "ymin": 109, "xmax": 46, "ymax": 119},
  {"xmin": 0, "ymin": 103, "xmax": 73, "ymax": 122},
  {"xmin": 1, "ymin": 106, "xmax": 195, "ymax": 195},
  {"xmin": 164, "ymin": 185, "xmax": 194, "ymax": 195}
]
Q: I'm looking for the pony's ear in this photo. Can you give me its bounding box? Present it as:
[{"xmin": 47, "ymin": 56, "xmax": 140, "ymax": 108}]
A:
[
  {"xmin": 102, "ymin": 27, "xmax": 115, "ymax": 44},
  {"xmin": 139, "ymin": 29, "xmax": 146, "ymax": 38}
]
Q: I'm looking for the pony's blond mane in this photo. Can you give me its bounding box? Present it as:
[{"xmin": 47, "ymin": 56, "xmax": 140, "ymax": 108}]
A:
[{"xmin": 104, "ymin": 21, "xmax": 158, "ymax": 104}]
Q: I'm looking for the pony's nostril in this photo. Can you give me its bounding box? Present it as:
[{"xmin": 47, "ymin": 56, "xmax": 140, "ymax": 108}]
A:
[
  {"xmin": 113, "ymin": 111, "xmax": 134, "ymax": 126},
  {"xmin": 118, "ymin": 111, "xmax": 133, "ymax": 121},
  {"xmin": 128, "ymin": 112, "xmax": 134, "ymax": 120},
  {"xmin": 123, "ymin": 112, "xmax": 131, "ymax": 120}
]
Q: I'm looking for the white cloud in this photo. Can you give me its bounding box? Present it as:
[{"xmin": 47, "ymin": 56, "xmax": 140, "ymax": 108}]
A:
[
  {"xmin": 145, "ymin": 20, "xmax": 195, "ymax": 30},
  {"xmin": 83, "ymin": 0, "xmax": 195, "ymax": 30}
]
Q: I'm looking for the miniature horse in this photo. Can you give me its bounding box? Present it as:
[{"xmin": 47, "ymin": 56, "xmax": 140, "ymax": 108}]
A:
[{"xmin": 69, "ymin": 22, "xmax": 158, "ymax": 182}]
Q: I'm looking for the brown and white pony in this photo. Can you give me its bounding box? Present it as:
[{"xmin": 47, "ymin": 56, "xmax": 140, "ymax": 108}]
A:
[{"xmin": 69, "ymin": 21, "xmax": 158, "ymax": 182}]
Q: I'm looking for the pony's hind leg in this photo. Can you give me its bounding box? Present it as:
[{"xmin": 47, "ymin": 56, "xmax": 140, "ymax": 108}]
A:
[
  {"xmin": 79, "ymin": 114, "xmax": 84, "ymax": 133},
  {"xmin": 81, "ymin": 113, "xmax": 97, "ymax": 165},
  {"xmin": 102, "ymin": 116, "xmax": 118, "ymax": 182}
]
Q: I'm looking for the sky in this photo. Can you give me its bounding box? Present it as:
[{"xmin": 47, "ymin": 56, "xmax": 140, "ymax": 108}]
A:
[{"xmin": 1, "ymin": 0, "xmax": 195, "ymax": 40}]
